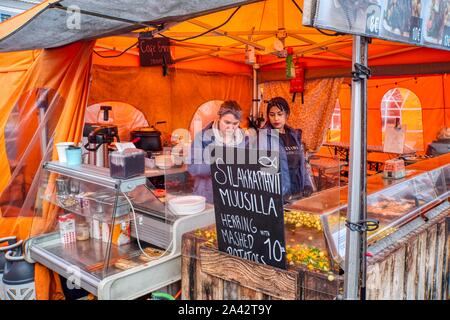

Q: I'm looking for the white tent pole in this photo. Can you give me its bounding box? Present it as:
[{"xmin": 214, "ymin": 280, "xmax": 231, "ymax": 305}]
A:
[
  {"xmin": 344, "ymin": 35, "xmax": 369, "ymax": 300},
  {"xmin": 252, "ymin": 64, "xmax": 259, "ymax": 120},
  {"xmin": 278, "ymin": 0, "xmax": 285, "ymax": 30}
]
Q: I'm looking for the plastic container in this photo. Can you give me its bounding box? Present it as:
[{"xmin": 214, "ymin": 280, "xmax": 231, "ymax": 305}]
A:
[
  {"xmin": 109, "ymin": 148, "xmax": 145, "ymax": 179},
  {"xmin": 76, "ymin": 222, "xmax": 90, "ymax": 241},
  {"xmin": 90, "ymin": 201, "xmax": 104, "ymax": 240},
  {"xmin": 383, "ymin": 159, "xmax": 406, "ymax": 180},
  {"xmin": 66, "ymin": 146, "xmax": 82, "ymax": 166},
  {"xmin": 56, "ymin": 177, "xmax": 69, "ymax": 196},
  {"xmin": 91, "ymin": 214, "xmax": 103, "ymax": 240},
  {"xmin": 100, "ymin": 196, "xmax": 131, "ymax": 217},
  {"xmin": 58, "ymin": 213, "xmax": 76, "ymax": 244},
  {"xmin": 102, "ymin": 218, "xmax": 130, "ymax": 246},
  {"xmin": 56, "ymin": 142, "xmax": 75, "ymax": 162}
]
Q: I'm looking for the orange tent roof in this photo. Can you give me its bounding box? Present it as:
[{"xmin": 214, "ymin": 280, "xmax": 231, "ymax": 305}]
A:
[{"xmin": 2, "ymin": 0, "xmax": 450, "ymax": 74}]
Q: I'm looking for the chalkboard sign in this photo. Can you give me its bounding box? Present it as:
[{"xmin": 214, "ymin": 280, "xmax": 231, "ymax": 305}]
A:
[
  {"xmin": 138, "ymin": 37, "xmax": 173, "ymax": 67},
  {"xmin": 210, "ymin": 147, "xmax": 286, "ymax": 269}
]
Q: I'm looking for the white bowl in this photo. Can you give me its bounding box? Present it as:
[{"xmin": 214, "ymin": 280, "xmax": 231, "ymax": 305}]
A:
[
  {"xmin": 168, "ymin": 196, "xmax": 206, "ymax": 215},
  {"xmin": 155, "ymin": 155, "xmax": 174, "ymax": 169}
]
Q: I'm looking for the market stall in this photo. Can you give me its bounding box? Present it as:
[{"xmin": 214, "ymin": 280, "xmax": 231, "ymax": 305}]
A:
[{"xmin": 0, "ymin": 0, "xmax": 449, "ymax": 300}]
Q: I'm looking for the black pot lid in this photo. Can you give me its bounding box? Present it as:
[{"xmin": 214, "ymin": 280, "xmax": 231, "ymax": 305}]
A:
[{"xmin": 132, "ymin": 127, "xmax": 161, "ymax": 135}]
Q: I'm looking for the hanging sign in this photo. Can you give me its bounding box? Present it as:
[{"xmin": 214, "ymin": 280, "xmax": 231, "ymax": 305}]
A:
[
  {"xmin": 303, "ymin": 0, "xmax": 450, "ymax": 52},
  {"xmin": 384, "ymin": 124, "xmax": 407, "ymax": 154},
  {"xmin": 138, "ymin": 37, "xmax": 174, "ymax": 67},
  {"xmin": 210, "ymin": 147, "xmax": 287, "ymax": 269}
]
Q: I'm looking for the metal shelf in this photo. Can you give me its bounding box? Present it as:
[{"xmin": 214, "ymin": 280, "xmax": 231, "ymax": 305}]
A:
[
  {"xmin": 27, "ymin": 161, "xmax": 216, "ymax": 299},
  {"xmin": 25, "ymin": 232, "xmax": 180, "ymax": 299},
  {"xmin": 42, "ymin": 194, "xmax": 132, "ymax": 224},
  {"xmin": 44, "ymin": 161, "xmax": 146, "ymax": 192}
]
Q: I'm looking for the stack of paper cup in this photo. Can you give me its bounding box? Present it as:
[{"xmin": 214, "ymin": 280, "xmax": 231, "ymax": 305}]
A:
[{"xmin": 56, "ymin": 142, "xmax": 74, "ymax": 162}]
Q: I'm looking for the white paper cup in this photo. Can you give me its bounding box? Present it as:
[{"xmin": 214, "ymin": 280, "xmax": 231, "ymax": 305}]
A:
[{"xmin": 56, "ymin": 142, "xmax": 75, "ymax": 162}]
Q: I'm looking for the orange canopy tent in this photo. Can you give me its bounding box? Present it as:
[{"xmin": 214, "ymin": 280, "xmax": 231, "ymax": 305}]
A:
[{"xmin": 0, "ymin": 0, "xmax": 449, "ymax": 299}]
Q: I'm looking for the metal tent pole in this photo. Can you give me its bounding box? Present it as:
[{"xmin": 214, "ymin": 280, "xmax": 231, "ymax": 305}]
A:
[
  {"xmin": 344, "ymin": 35, "xmax": 369, "ymax": 300},
  {"xmin": 359, "ymin": 36, "xmax": 369, "ymax": 300}
]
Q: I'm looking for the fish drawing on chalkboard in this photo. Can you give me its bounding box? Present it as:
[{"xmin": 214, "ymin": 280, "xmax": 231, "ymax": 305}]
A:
[{"xmin": 258, "ymin": 156, "xmax": 278, "ymax": 170}]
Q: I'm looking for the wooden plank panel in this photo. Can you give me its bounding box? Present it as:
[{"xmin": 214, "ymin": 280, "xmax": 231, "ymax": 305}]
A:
[
  {"xmin": 199, "ymin": 246, "xmax": 298, "ymax": 300},
  {"xmin": 368, "ymin": 247, "xmax": 406, "ymax": 300},
  {"xmin": 433, "ymin": 221, "xmax": 445, "ymax": 299},
  {"xmin": 416, "ymin": 232, "xmax": 428, "ymax": 300},
  {"xmin": 195, "ymin": 240, "xmax": 206, "ymax": 300},
  {"xmin": 366, "ymin": 264, "xmax": 381, "ymax": 300},
  {"xmin": 196, "ymin": 241, "xmax": 222, "ymax": 300},
  {"xmin": 181, "ymin": 233, "xmax": 197, "ymax": 300},
  {"xmin": 405, "ymin": 238, "xmax": 418, "ymax": 300},
  {"xmin": 424, "ymin": 225, "xmax": 437, "ymax": 300},
  {"xmin": 442, "ymin": 218, "xmax": 450, "ymax": 300},
  {"xmin": 392, "ymin": 247, "xmax": 406, "ymax": 300},
  {"xmin": 379, "ymin": 256, "xmax": 393, "ymax": 300},
  {"xmin": 223, "ymin": 281, "xmax": 239, "ymax": 300},
  {"xmin": 199, "ymin": 272, "xmax": 224, "ymax": 300},
  {"xmin": 239, "ymin": 286, "xmax": 265, "ymax": 300}
]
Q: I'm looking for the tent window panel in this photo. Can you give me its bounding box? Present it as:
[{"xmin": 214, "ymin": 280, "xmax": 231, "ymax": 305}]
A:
[
  {"xmin": 381, "ymin": 88, "xmax": 424, "ymax": 151},
  {"xmin": 327, "ymin": 99, "xmax": 341, "ymax": 142},
  {"xmin": 189, "ymin": 100, "xmax": 224, "ymax": 139}
]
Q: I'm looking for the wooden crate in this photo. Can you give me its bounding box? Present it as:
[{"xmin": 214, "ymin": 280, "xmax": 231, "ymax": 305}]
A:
[{"xmin": 181, "ymin": 229, "xmax": 342, "ymax": 300}]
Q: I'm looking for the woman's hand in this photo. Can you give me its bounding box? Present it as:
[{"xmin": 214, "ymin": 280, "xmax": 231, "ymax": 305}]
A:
[{"xmin": 303, "ymin": 185, "xmax": 313, "ymax": 197}]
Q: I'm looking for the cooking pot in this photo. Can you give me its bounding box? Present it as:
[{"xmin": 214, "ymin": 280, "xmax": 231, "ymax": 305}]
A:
[{"xmin": 131, "ymin": 127, "xmax": 162, "ymax": 152}]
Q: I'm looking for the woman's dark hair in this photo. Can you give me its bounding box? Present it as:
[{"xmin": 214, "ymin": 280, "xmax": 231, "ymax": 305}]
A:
[
  {"xmin": 266, "ymin": 97, "xmax": 291, "ymax": 117},
  {"xmin": 217, "ymin": 100, "xmax": 243, "ymax": 120}
]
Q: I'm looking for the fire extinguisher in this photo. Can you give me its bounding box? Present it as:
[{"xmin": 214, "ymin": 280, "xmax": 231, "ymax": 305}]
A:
[{"xmin": 290, "ymin": 59, "xmax": 306, "ymax": 104}]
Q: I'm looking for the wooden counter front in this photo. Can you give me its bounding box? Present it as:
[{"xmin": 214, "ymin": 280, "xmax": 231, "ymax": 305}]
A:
[
  {"xmin": 182, "ymin": 206, "xmax": 449, "ymax": 300},
  {"xmin": 181, "ymin": 227, "xmax": 342, "ymax": 300}
]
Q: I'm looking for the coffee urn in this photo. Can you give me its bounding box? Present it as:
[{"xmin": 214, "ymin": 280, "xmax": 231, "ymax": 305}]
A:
[
  {"xmin": 85, "ymin": 125, "xmax": 120, "ymax": 167},
  {"xmin": 83, "ymin": 106, "xmax": 120, "ymax": 167}
]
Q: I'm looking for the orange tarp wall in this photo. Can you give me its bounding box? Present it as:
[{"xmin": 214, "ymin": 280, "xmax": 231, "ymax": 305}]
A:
[
  {"xmin": 0, "ymin": 42, "xmax": 94, "ymax": 300},
  {"xmin": 339, "ymin": 75, "xmax": 450, "ymax": 151},
  {"xmin": 88, "ymin": 65, "xmax": 253, "ymax": 134}
]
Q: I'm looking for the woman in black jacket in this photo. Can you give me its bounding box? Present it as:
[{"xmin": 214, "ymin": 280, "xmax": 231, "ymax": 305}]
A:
[{"xmin": 260, "ymin": 97, "xmax": 313, "ymax": 199}]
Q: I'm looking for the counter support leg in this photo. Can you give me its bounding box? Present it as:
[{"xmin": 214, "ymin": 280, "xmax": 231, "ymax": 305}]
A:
[{"xmin": 344, "ymin": 35, "xmax": 369, "ymax": 300}]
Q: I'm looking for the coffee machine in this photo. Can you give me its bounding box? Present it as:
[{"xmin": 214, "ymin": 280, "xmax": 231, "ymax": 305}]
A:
[{"xmin": 83, "ymin": 106, "xmax": 120, "ymax": 167}]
